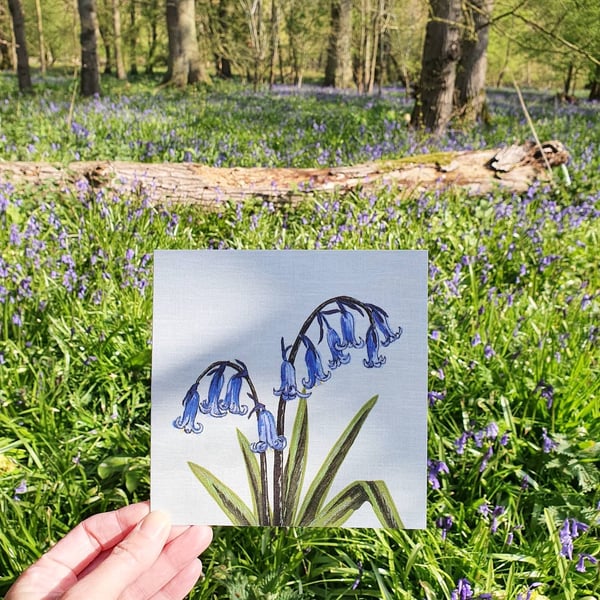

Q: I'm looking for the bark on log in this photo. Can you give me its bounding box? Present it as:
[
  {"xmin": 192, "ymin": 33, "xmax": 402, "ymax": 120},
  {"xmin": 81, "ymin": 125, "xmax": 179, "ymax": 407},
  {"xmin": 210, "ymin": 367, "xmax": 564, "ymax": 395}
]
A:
[{"xmin": 0, "ymin": 140, "xmax": 569, "ymax": 208}]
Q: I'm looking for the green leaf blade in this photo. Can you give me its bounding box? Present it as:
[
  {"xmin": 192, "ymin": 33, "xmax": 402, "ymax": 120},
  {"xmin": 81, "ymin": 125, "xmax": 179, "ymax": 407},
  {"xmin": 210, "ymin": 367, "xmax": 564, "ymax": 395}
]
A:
[
  {"xmin": 295, "ymin": 395, "xmax": 378, "ymax": 526},
  {"xmin": 282, "ymin": 397, "xmax": 309, "ymax": 526},
  {"xmin": 188, "ymin": 461, "xmax": 258, "ymax": 526},
  {"xmin": 308, "ymin": 480, "xmax": 404, "ymax": 528},
  {"xmin": 236, "ymin": 429, "xmax": 269, "ymax": 525}
]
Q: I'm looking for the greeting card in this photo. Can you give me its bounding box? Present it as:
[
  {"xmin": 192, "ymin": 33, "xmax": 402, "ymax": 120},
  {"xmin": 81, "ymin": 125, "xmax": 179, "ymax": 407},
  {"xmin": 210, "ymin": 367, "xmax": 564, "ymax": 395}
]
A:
[{"xmin": 151, "ymin": 250, "xmax": 427, "ymax": 528}]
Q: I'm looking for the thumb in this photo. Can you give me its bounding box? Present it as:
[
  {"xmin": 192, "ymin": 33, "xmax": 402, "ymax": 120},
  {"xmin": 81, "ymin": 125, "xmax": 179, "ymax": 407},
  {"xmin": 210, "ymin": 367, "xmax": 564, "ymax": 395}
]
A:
[{"xmin": 63, "ymin": 510, "xmax": 171, "ymax": 600}]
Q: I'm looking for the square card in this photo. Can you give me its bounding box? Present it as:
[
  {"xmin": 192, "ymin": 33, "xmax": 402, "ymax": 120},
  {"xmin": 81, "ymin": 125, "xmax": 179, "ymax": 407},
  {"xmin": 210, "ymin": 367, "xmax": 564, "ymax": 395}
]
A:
[{"xmin": 151, "ymin": 250, "xmax": 427, "ymax": 528}]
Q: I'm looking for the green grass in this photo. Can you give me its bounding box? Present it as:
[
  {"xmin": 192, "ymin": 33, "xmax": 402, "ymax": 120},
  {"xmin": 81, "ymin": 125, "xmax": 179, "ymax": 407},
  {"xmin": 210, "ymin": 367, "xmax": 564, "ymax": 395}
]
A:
[{"xmin": 0, "ymin": 74, "xmax": 598, "ymax": 599}]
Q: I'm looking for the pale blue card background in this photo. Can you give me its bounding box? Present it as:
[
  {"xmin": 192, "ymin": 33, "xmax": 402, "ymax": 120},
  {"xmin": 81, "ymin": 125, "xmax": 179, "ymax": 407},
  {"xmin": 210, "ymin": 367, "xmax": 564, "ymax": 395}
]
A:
[{"xmin": 151, "ymin": 250, "xmax": 427, "ymax": 528}]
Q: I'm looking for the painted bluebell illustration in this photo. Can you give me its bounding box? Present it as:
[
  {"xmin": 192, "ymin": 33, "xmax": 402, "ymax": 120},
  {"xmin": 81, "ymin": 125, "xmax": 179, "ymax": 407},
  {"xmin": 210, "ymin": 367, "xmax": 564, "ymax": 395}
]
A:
[{"xmin": 171, "ymin": 295, "xmax": 405, "ymax": 526}]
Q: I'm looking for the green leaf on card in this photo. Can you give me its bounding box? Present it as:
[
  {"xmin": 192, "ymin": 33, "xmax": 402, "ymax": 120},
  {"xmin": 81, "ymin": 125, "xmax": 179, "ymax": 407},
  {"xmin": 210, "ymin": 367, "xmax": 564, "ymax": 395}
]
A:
[
  {"xmin": 295, "ymin": 395, "xmax": 378, "ymax": 526},
  {"xmin": 307, "ymin": 479, "xmax": 403, "ymax": 528},
  {"xmin": 282, "ymin": 397, "xmax": 309, "ymax": 525},
  {"xmin": 188, "ymin": 461, "xmax": 257, "ymax": 526}
]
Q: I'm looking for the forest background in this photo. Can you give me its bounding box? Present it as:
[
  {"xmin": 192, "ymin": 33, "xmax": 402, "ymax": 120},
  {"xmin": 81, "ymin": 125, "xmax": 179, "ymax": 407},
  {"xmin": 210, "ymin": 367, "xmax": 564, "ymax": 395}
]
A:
[{"xmin": 1, "ymin": 0, "xmax": 600, "ymax": 134}]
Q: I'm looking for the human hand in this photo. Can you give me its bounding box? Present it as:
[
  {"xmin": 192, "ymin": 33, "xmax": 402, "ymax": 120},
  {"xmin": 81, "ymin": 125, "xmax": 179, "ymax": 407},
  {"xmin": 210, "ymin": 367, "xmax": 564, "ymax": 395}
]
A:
[{"xmin": 6, "ymin": 502, "xmax": 213, "ymax": 600}]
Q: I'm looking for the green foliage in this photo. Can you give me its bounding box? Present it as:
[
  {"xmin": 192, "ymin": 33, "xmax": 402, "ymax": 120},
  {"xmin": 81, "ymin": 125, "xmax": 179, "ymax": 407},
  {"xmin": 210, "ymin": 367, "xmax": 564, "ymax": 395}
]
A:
[{"xmin": 0, "ymin": 84, "xmax": 599, "ymax": 598}]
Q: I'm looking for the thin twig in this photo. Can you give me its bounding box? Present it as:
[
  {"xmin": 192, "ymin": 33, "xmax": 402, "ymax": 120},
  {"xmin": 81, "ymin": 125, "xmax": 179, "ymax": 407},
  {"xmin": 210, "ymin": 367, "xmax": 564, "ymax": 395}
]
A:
[{"xmin": 512, "ymin": 77, "xmax": 553, "ymax": 181}]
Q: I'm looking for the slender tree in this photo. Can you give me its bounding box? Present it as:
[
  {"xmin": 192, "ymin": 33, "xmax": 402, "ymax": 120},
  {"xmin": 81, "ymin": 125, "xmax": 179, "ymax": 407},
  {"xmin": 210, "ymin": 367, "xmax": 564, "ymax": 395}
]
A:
[
  {"xmin": 268, "ymin": 0, "xmax": 280, "ymax": 87},
  {"xmin": 165, "ymin": 0, "xmax": 208, "ymax": 86},
  {"xmin": 34, "ymin": 0, "xmax": 46, "ymax": 75},
  {"xmin": 324, "ymin": 0, "xmax": 352, "ymax": 88},
  {"xmin": 7, "ymin": 0, "xmax": 32, "ymax": 92},
  {"xmin": 411, "ymin": 0, "xmax": 462, "ymax": 134},
  {"xmin": 455, "ymin": 0, "xmax": 494, "ymax": 123},
  {"xmin": 128, "ymin": 0, "xmax": 138, "ymax": 75},
  {"xmin": 212, "ymin": 0, "xmax": 233, "ymax": 78},
  {"xmin": 111, "ymin": 0, "xmax": 126, "ymax": 79}
]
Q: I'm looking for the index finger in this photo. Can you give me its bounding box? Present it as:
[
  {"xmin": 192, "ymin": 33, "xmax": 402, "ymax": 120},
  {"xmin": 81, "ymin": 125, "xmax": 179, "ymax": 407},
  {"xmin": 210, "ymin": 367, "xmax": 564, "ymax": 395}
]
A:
[{"xmin": 41, "ymin": 502, "xmax": 151, "ymax": 576}]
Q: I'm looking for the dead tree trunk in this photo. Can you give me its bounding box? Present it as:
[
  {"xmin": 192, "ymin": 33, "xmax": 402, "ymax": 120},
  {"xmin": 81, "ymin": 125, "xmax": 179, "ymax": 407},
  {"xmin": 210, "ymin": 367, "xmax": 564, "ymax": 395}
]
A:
[{"xmin": 0, "ymin": 141, "xmax": 570, "ymax": 208}]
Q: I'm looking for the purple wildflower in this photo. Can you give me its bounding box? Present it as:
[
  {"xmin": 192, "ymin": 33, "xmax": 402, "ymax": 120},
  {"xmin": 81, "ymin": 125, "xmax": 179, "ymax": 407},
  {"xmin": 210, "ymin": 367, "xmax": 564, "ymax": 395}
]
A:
[
  {"xmin": 450, "ymin": 578, "xmax": 474, "ymax": 600},
  {"xmin": 435, "ymin": 515, "xmax": 453, "ymax": 540},
  {"xmin": 576, "ymin": 553, "xmax": 597, "ymax": 573},
  {"xmin": 455, "ymin": 431, "xmax": 470, "ymax": 454},
  {"xmin": 480, "ymin": 445, "xmax": 494, "ymax": 472},
  {"xmin": 427, "ymin": 459, "xmax": 449, "ymax": 489},
  {"xmin": 536, "ymin": 380, "xmax": 554, "ymax": 409},
  {"xmin": 428, "ymin": 389, "xmax": 446, "ymax": 407},
  {"xmin": 541, "ymin": 428, "xmax": 558, "ymax": 453},
  {"xmin": 490, "ymin": 505, "xmax": 505, "ymax": 534},
  {"xmin": 558, "ymin": 518, "xmax": 587, "ymax": 560}
]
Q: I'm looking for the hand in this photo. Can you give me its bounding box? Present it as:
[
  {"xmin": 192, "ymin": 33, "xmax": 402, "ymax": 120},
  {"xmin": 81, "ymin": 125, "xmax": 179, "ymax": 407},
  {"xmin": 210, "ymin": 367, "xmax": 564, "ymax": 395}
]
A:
[{"xmin": 6, "ymin": 502, "xmax": 213, "ymax": 600}]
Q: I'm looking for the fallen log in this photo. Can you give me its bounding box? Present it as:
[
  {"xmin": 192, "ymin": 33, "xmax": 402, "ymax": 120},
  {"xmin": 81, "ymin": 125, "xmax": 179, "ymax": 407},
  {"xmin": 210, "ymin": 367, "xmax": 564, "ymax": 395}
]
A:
[{"xmin": 0, "ymin": 140, "xmax": 569, "ymax": 207}]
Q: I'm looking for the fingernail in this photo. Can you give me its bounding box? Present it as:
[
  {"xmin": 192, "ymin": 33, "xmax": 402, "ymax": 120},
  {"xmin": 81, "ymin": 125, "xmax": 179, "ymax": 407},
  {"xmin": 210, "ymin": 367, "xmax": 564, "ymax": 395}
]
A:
[{"xmin": 138, "ymin": 510, "xmax": 171, "ymax": 539}]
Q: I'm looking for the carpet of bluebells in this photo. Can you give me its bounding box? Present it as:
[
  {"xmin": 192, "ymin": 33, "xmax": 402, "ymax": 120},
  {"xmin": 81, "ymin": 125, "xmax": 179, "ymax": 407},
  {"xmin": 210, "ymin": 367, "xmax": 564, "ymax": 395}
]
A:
[{"xmin": 0, "ymin": 75, "xmax": 599, "ymax": 599}]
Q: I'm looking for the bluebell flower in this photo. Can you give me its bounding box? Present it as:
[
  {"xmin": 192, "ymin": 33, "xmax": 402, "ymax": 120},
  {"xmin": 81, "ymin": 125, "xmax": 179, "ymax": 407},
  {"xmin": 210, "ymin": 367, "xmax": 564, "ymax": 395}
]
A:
[
  {"xmin": 199, "ymin": 364, "xmax": 228, "ymax": 417},
  {"xmin": 321, "ymin": 315, "xmax": 351, "ymax": 369},
  {"xmin": 541, "ymin": 428, "xmax": 558, "ymax": 453},
  {"xmin": 173, "ymin": 382, "xmax": 204, "ymax": 434},
  {"xmin": 455, "ymin": 431, "xmax": 470, "ymax": 455},
  {"xmin": 490, "ymin": 505, "xmax": 505, "ymax": 534},
  {"xmin": 273, "ymin": 338, "xmax": 311, "ymax": 401},
  {"xmin": 220, "ymin": 365, "xmax": 249, "ymax": 416},
  {"xmin": 450, "ymin": 578, "xmax": 474, "ymax": 600},
  {"xmin": 536, "ymin": 380, "xmax": 554, "ymax": 409},
  {"xmin": 479, "ymin": 445, "xmax": 494, "ymax": 472},
  {"xmin": 427, "ymin": 459, "xmax": 449, "ymax": 489},
  {"xmin": 338, "ymin": 306, "xmax": 364, "ymax": 348},
  {"xmin": 558, "ymin": 518, "xmax": 588, "ymax": 560},
  {"xmin": 366, "ymin": 304, "xmax": 402, "ymax": 347},
  {"xmin": 250, "ymin": 405, "xmax": 287, "ymax": 453},
  {"xmin": 576, "ymin": 553, "xmax": 597, "ymax": 573},
  {"xmin": 435, "ymin": 515, "xmax": 453, "ymax": 540},
  {"xmin": 363, "ymin": 325, "xmax": 386, "ymax": 368},
  {"xmin": 301, "ymin": 335, "xmax": 331, "ymax": 389}
]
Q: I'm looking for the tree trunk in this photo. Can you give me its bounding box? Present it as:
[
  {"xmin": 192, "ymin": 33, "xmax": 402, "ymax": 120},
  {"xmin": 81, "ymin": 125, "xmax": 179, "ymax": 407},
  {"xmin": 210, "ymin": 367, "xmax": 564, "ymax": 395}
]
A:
[
  {"xmin": 7, "ymin": 0, "xmax": 32, "ymax": 93},
  {"xmin": 563, "ymin": 62, "xmax": 574, "ymax": 96},
  {"xmin": 111, "ymin": 0, "xmax": 126, "ymax": 80},
  {"xmin": 324, "ymin": 0, "xmax": 352, "ymax": 88},
  {"xmin": 0, "ymin": 2, "xmax": 15, "ymax": 71},
  {"xmin": 128, "ymin": 0, "xmax": 138, "ymax": 75},
  {"xmin": 588, "ymin": 64, "xmax": 600, "ymax": 101},
  {"xmin": 145, "ymin": 0, "xmax": 160, "ymax": 74},
  {"xmin": 411, "ymin": 0, "xmax": 462, "ymax": 134},
  {"xmin": 455, "ymin": 0, "xmax": 494, "ymax": 123},
  {"xmin": 213, "ymin": 0, "xmax": 232, "ymax": 78},
  {"xmin": 268, "ymin": 0, "xmax": 279, "ymax": 88},
  {"xmin": 78, "ymin": 0, "xmax": 101, "ymax": 96},
  {"xmin": 34, "ymin": 0, "xmax": 46, "ymax": 75},
  {"xmin": 165, "ymin": 0, "xmax": 208, "ymax": 86}
]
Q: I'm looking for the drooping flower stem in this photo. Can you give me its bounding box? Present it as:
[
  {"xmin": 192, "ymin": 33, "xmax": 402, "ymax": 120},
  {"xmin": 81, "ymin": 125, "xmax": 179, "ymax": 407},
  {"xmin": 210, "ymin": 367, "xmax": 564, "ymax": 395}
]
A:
[
  {"xmin": 194, "ymin": 360, "xmax": 270, "ymax": 523},
  {"xmin": 272, "ymin": 295, "xmax": 376, "ymax": 526}
]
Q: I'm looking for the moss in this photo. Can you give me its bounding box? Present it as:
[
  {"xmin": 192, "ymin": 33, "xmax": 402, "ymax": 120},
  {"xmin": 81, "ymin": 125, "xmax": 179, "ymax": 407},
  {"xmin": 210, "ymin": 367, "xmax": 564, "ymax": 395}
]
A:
[{"xmin": 377, "ymin": 151, "xmax": 459, "ymax": 170}]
